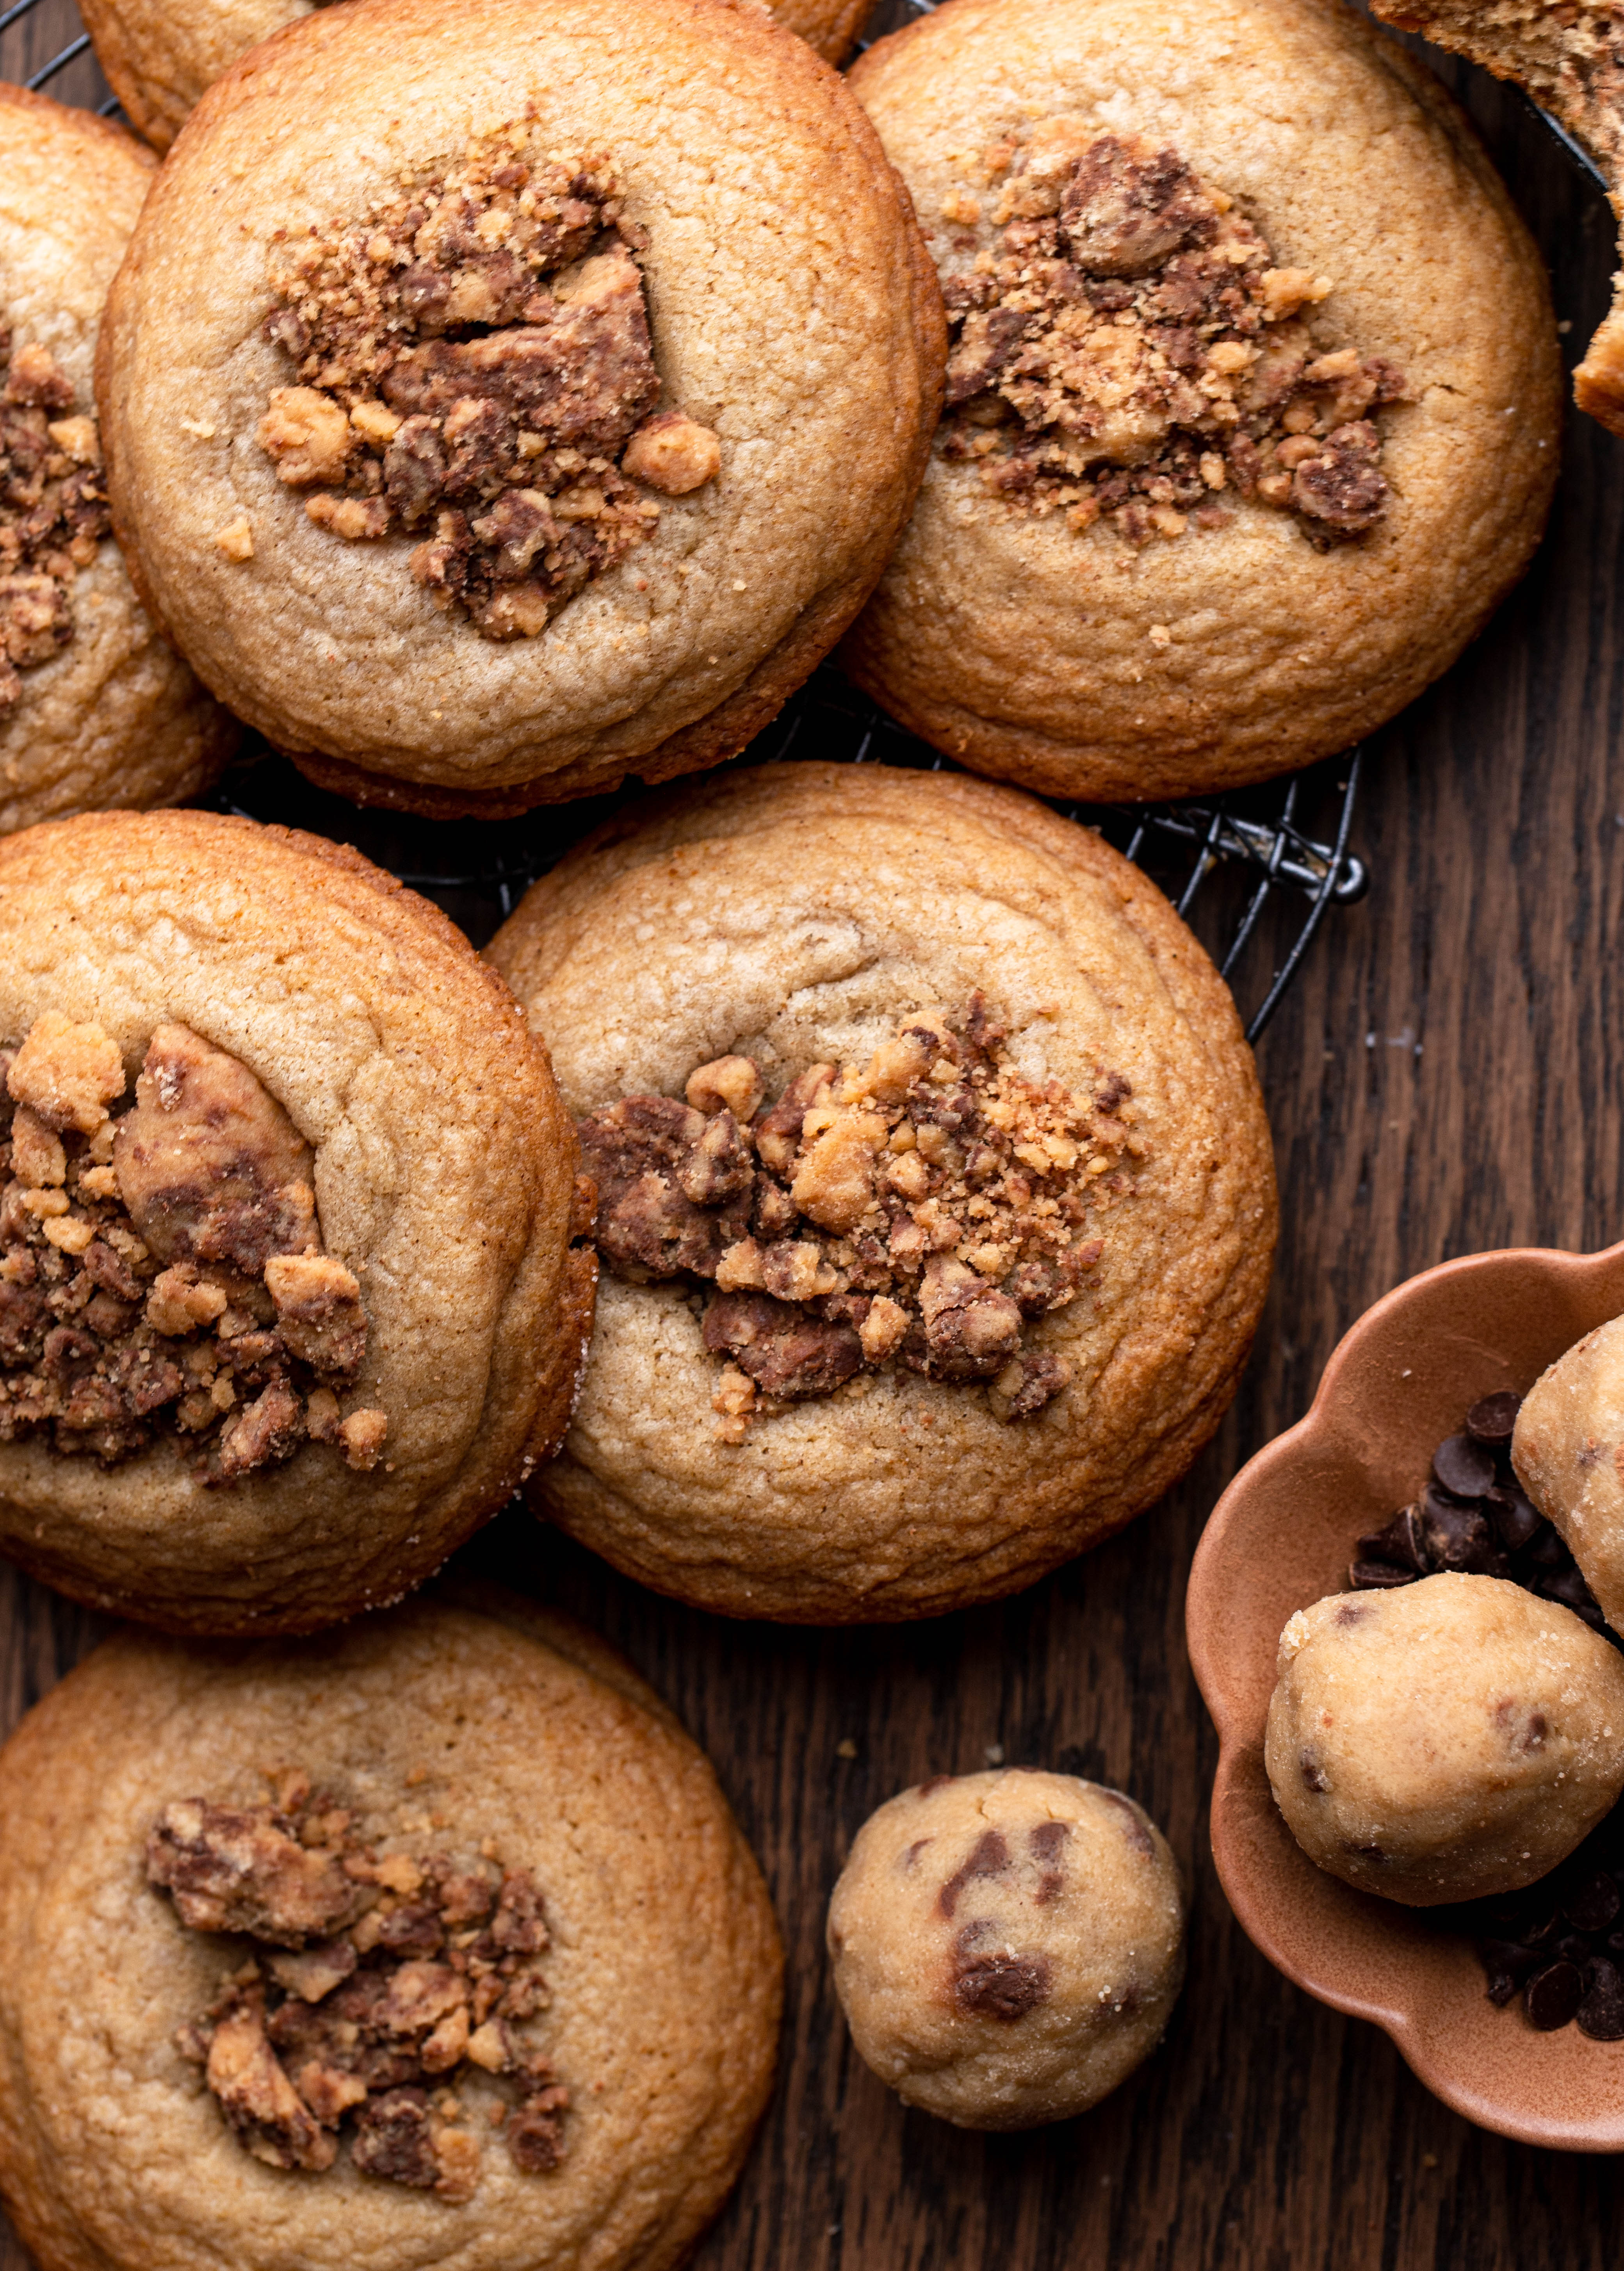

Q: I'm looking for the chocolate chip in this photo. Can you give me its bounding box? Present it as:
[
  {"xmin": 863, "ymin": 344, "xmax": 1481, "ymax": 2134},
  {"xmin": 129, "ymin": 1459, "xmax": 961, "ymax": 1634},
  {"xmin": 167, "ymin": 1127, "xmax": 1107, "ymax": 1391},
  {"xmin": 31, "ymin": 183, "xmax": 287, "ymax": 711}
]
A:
[
  {"xmin": 1478, "ymin": 1939, "xmax": 1538, "ymax": 2006},
  {"xmin": 1483, "ymin": 1484, "xmax": 1542, "ymax": 1553},
  {"xmin": 1579, "ymin": 1957, "xmax": 1624, "ymax": 2040},
  {"xmin": 1433, "ymin": 1434, "xmax": 1497, "ymax": 1499},
  {"xmin": 1523, "ymin": 1523, "xmax": 1568, "ymax": 1569},
  {"xmin": 1562, "ymin": 1872, "xmax": 1622, "ymax": 1934},
  {"xmin": 1419, "ymin": 1497, "xmax": 1508, "ymax": 1578},
  {"xmin": 1348, "ymin": 1559, "xmax": 1417, "ymax": 1590},
  {"xmin": 1526, "ymin": 1959, "xmax": 1584, "ymax": 2031},
  {"xmin": 1466, "ymin": 1391, "xmax": 1522, "ymax": 1448},
  {"xmin": 1356, "ymin": 1503, "xmax": 1428, "ymax": 1574},
  {"xmin": 1537, "ymin": 1565, "xmax": 1608, "ymax": 1626}
]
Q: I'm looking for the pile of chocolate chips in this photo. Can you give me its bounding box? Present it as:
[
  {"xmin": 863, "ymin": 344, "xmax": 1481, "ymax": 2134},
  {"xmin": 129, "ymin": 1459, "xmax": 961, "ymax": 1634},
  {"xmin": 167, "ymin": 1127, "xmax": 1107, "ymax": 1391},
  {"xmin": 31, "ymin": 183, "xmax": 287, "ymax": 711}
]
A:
[{"xmin": 1348, "ymin": 1389, "xmax": 1624, "ymax": 2037}]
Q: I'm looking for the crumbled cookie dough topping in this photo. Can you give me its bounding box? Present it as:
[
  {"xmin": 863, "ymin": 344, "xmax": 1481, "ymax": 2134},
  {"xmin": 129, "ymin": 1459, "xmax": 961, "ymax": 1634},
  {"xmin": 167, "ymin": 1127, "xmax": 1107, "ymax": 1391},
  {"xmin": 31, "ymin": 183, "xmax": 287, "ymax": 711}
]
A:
[
  {"xmin": 258, "ymin": 122, "xmax": 720, "ymax": 639},
  {"xmin": 148, "ymin": 1769, "xmax": 568, "ymax": 2197},
  {"xmin": 0, "ymin": 328, "xmax": 110, "ymax": 714},
  {"xmin": 935, "ymin": 122, "xmax": 1406, "ymax": 549},
  {"xmin": 0, "ymin": 1013, "xmax": 386, "ymax": 1477},
  {"xmin": 575, "ymin": 995, "xmax": 1143, "ymax": 1438}
]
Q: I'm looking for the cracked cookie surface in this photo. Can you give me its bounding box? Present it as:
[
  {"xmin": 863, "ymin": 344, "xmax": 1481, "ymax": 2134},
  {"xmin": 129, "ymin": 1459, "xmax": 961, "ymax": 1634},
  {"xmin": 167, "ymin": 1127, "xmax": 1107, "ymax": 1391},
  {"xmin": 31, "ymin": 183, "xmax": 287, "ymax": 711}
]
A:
[
  {"xmin": 0, "ymin": 808, "xmax": 589, "ymax": 1635},
  {"xmin": 842, "ymin": 0, "xmax": 1560, "ymax": 803},
  {"xmin": 490, "ymin": 760, "xmax": 1275, "ymax": 1624},
  {"xmin": 0, "ymin": 1595, "xmax": 782, "ymax": 2271}
]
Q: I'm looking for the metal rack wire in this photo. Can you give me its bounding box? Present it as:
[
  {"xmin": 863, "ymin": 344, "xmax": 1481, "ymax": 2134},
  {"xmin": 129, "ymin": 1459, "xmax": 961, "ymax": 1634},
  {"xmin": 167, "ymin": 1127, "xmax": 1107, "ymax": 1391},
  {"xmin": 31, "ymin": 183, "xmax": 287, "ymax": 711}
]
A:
[{"xmin": 2, "ymin": 0, "xmax": 1379, "ymax": 1039}]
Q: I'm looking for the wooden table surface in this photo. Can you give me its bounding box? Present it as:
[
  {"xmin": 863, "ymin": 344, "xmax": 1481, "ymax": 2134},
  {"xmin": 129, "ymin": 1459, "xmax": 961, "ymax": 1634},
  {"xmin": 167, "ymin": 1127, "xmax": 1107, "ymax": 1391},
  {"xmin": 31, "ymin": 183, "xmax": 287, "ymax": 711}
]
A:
[{"xmin": 5, "ymin": 5, "xmax": 1624, "ymax": 2265}]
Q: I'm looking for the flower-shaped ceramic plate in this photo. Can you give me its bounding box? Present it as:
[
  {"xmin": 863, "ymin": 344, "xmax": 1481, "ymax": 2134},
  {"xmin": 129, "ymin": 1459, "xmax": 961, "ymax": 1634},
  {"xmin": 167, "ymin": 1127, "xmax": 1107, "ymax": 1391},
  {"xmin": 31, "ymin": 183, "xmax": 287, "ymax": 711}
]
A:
[{"xmin": 1187, "ymin": 1238, "xmax": 1624, "ymax": 2148}]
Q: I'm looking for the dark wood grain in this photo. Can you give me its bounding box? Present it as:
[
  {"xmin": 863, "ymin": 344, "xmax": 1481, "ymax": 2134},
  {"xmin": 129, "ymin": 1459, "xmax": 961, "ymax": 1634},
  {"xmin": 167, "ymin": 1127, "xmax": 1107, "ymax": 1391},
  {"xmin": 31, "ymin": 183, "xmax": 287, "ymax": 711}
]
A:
[{"xmin": 4, "ymin": 7, "xmax": 1624, "ymax": 2265}]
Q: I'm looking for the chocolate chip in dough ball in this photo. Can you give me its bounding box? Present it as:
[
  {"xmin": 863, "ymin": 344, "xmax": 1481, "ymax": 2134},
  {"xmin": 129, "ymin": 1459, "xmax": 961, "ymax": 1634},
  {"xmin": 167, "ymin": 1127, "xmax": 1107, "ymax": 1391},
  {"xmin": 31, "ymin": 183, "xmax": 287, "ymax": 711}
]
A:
[
  {"xmin": 1513, "ymin": 1313, "xmax": 1624, "ymax": 1633},
  {"xmin": 0, "ymin": 1593, "xmax": 781, "ymax": 2271},
  {"xmin": 96, "ymin": 0, "xmax": 942, "ymax": 816},
  {"xmin": 841, "ymin": 0, "xmax": 1560, "ymax": 800},
  {"xmin": 0, "ymin": 87, "xmax": 235, "ymax": 835},
  {"xmin": 826, "ymin": 1769, "xmax": 1186, "ymax": 2129},
  {"xmin": 1266, "ymin": 1573, "xmax": 1624, "ymax": 1905},
  {"xmin": 0, "ymin": 809, "xmax": 591, "ymax": 1635}
]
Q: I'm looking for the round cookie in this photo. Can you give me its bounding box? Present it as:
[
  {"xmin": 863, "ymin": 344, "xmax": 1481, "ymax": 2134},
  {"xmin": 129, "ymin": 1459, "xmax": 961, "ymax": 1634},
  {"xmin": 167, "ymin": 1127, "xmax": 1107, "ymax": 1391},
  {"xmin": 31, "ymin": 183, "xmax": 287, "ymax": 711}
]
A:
[
  {"xmin": 0, "ymin": 1592, "xmax": 782, "ymax": 2271},
  {"xmin": 0, "ymin": 808, "xmax": 591, "ymax": 1634},
  {"xmin": 1513, "ymin": 1315, "xmax": 1624, "ymax": 1633},
  {"xmin": 826, "ymin": 1769, "xmax": 1185, "ymax": 2129},
  {"xmin": 97, "ymin": 0, "xmax": 944, "ymax": 818},
  {"xmin": 1265, "ymin": 1573, "xmax": 1624, "ymax": 1905},
  {"xmin": 80, "ymin": 0, "xmax": 874, "ymax": 155},
  {"xmin": 840, "ymin": 0, "xmax": 1561, "ymax": 802},
  {"xmin": 488, "ymin": 760, "xmax": 1277, "ymax": 1623},
  {"xmin": 0, "ymin": 85, "xmax": 235, "ymax": 836}
]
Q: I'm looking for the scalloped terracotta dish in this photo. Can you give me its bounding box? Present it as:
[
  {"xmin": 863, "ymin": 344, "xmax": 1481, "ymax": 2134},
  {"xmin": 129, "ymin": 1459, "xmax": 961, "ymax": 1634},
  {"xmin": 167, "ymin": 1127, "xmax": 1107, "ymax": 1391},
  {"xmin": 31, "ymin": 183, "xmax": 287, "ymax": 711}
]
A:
[{"xmin": 1187, "ymin": 1238, "xmax": 1624, "ymax": 2149}]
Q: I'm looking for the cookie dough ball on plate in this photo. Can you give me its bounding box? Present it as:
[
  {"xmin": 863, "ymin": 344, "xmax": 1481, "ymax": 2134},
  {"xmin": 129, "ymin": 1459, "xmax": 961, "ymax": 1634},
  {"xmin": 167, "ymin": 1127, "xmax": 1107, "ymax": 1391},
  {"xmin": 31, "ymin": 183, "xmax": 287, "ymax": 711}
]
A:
[
  {"xmin": 79, "ymin": 0, "xmax": 873, "ymax": 154},
  {"xmin": 489, "ymin": 760, "xmax": 1276, "ymax": 1622},
  {"xmin": 97, "ymin": 0, "xmax": 943, "ymax": 818},
  {"xmin": 0, "ymin": 86, "xmax": 235, "ymax": 835},
  {"xmin": 1266, "ymin": 1573, "xmax": 1624, "ymax": 1904},
  {"xmin": 827, "ymin": 1769, "xmax": 1185, "ymax": 2128},
  {"xmin": 0, "ymin": 1591, "xmax": 782, "ymax": 2271},
  {"xmin": 0, "ymin": 809, "xmax": 591, "ymax": 1633},
  {"xmin": 1514, "ymin": 1315, "xmax": 1624, "ymax": 1632},
  {"xmin": 841, "ymin": 0, "xmax": 1561, "ymax": 801}
]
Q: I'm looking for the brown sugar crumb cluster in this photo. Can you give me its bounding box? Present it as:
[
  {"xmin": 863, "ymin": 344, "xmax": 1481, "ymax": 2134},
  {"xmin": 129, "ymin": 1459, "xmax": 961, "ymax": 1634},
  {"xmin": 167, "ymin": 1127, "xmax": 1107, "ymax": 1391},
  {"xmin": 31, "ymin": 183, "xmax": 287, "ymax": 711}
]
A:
[
  {"xmin": 0, "ymin": 1012, "xmax": 386, "ymax": 1479},
  {"xmin": 148, "ymin": 1769, "xmax": 569, "ymax": 2198},
  {"xmin": 0, "ymin": 327, "xmax": 110, "ymax": 712},
  {"xmin": 257, "ymin": 121, "xmax": 721, "ymax": 640},
  {"xmin": 576, "ymin": 995, "xmax": 1142, "ymax": 1439},
  {"xmin": 935, "ymin": 121, "xmax": 1407, "ymax": 549}
]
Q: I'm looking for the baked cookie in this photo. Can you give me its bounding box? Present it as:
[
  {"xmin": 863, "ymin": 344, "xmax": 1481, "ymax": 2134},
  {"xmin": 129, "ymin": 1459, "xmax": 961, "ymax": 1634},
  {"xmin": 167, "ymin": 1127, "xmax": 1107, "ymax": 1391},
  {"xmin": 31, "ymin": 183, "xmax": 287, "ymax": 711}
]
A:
[
  {"xmin": 0, "ymin": 1591, "xmax": 782, "ymax": 2271},
  {"xmin": 97, "ymin": 0, "xmax": 943, "ymax": 818},
  {"xmin": 1266, "ymin": 1575, "xmax": 1624, "ymax": 1904},
  {"xmin": 80, "ymin": 0, "xmax": 873, "ymax": 155},
  {"xmin": 0, "ymin": 85, "xmax": 234, "ymax": 836},
  {"xmin": 826, "ymin": 1769, "xmax": 1185, "ymax": 2129},
  {"xmin": 488, "ymin": 761, "xmax": 1276, "ymax": 1623},
  {"xmin": 841, "ymin": 0, "xmax": 1562, "ymax": 802},
  {"xmin": 0, "ymin": 809, "xmax": 591, "ymax": 1633},
  {"xmin": 1366, "ymin": 0, "xmax": 1624, "ymax": 436},
  {"xmin": 1514, "ymin": 1315, "xmax": 1624, "ymax": 1631}
]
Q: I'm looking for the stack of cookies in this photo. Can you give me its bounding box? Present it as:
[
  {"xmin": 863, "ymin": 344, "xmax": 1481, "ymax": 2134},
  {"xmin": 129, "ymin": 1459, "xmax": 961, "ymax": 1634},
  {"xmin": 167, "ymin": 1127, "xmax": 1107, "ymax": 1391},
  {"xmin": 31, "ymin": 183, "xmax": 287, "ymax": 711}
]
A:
[{"xmin": 0, "ymin": 0, "xmax": 1586, "ymax": 2247}]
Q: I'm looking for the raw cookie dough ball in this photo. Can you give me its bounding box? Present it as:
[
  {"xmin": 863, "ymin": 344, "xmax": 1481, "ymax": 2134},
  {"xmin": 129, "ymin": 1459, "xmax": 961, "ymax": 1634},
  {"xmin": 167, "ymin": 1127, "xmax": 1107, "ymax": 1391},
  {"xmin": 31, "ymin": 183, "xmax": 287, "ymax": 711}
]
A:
[
  {"xmin": 0, "ymin": 809, "xmax": 592, "ymax": 1635},
  {"xmin": 97, "ymin": 0, "xmax": 943, "ymax": 817},
  {"xmin": 488, "ymin": 760, "xmax": 1276, "ymax": 1624},
  {"xmin": 841, "ymin": 0, "xmax": 1561, "ymax": 801},
  {"xmin": 1266, "ymin": 1573, "xmax": 1624, "ymax": 1905},
  {"xmin": 0, "ymin": 1592, "xmax": 782, "ymax": 2271},
  {"xmin": 826, "ymin": 1769, "xmax": 1186, "ymax": 2129},
  {"xmin": 1514, "ymin": 1315, "xmax": 1624, "ymax": 1632},
  {"xmin": 80, "ymin": 0, "xmax": 873, "ymax": 154},
  {"xmin": 0, "ymin": 86, "xmax": 235, "ymax": 835}
]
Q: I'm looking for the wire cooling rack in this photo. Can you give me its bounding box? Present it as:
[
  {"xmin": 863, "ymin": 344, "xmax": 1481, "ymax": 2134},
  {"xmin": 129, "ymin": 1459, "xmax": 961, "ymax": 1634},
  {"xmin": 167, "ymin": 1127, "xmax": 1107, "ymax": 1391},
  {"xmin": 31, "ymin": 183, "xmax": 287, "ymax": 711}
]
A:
[{"xmin": 1, "ymin": 0, "xmax": 1379, "ymax": 1038}]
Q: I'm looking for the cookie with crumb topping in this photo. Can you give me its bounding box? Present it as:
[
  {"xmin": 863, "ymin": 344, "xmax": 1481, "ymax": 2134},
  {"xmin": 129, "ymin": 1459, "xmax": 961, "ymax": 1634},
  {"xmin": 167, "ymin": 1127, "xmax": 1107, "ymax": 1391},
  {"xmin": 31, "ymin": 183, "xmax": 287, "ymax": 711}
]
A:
[
  {"xmin": 841, "ymin": 0, "xmax": 1561, "ymax": 801},
  {"xmin": 488, "ymin": 760, "xmax": 1276, "ymax": 1623},
  {"xmin": 0, "ymin": 84, "xmax": 235, "ymax": 836},
  {"xmin": 0, "ymin": 808, "xmax": 591, "ymax": 1634},
  {"xmin": 96, "ymin": 0, "xmax": 943, "ymax": 817},
  {"xmin": 0, "ymin": 1591, "xmax": 781, "ymax": 2271},
  {"xmin": 79, "ymin": 0, "xmax": 873, "ymax": 154}
]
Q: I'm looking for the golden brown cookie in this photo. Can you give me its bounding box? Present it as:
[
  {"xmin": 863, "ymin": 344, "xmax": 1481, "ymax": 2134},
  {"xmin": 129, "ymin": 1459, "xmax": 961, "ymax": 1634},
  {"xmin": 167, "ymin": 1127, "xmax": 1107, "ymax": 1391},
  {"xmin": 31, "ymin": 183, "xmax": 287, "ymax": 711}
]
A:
[
  {"xmin": 488, "ymin": 761, "xmax": 1276, "ymax": 1623},
  {"xmin": 841, "ymin": 0, "xmax": 1561, "ymax": 802},
  {"xmin": 0, "ymin": 84, "xmax": 234, "ymax": 835},
  {"xmin": 97, "ymin": 0, "xmax": 944, "ymax": 818},
  {"xmin": 1366, "ymin": 0, "xmax": 1624, "ymax": 436},
  {"xmin": 80, "ymin": 0, "xmax": 873, "ymax": 153},
  {"xmin": 0, "ymin": 809, "xmax": 591, "ymax": 1634},
  {"xmin": 0, "ymin": 1593, "xmax": 782, "ymax": 2271},
  {"xmin": 827, "ymin": 1769, "xmax": 1186, "ymax": 2129}
]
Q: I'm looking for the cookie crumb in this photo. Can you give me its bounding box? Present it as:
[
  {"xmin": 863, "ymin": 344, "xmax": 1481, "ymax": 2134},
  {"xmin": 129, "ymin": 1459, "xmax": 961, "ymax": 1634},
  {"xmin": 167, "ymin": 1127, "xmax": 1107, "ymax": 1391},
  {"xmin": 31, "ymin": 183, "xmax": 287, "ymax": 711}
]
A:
[{"xmin": 214, "ymin": 517, "xmax": 254, "ymax": 562}]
